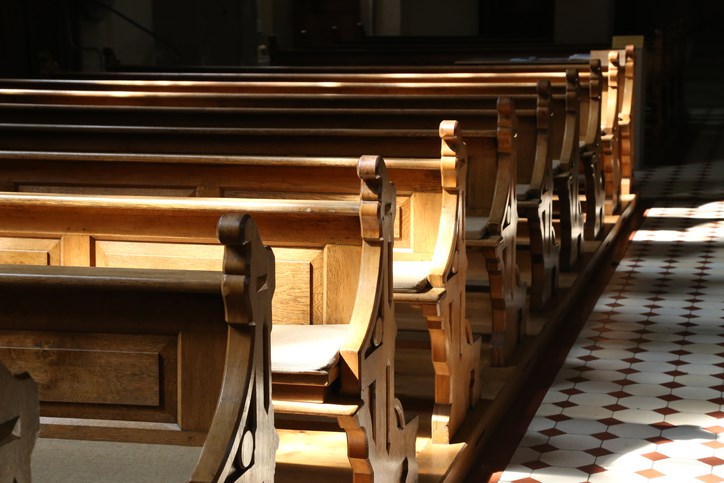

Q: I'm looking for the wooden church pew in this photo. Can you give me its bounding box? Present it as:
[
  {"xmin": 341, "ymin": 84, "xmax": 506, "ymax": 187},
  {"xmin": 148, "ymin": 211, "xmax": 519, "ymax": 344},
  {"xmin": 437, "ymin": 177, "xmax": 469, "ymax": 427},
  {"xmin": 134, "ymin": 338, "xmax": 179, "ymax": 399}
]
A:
[
  {"xmin": 0, "ymin": 123, "xmax": 479, "ymax": 443},
  {"xmin": 0, "ymin": 214, "xmax": 278, "ymax": 482},
  {"xmin": 0, "ymin": 157, "xmax": 418, "ymax": 481},
  {"xmin": 0, "ymin": 106, "xmax": 529, "ymax": 366}
]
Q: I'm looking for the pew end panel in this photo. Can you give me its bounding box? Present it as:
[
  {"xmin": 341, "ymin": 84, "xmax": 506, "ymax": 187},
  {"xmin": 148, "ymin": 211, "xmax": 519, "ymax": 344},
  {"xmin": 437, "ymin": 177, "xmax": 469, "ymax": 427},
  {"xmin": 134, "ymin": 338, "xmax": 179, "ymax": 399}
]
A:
[{"xmin": 466, "ymin": 98, "xmax": 529, "ymax": 367}]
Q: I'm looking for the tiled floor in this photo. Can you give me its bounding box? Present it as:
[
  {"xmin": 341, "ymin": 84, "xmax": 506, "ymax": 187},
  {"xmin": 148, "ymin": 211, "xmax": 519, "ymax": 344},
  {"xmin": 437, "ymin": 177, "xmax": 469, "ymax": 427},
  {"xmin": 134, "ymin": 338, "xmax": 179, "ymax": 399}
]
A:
[{"xmin": 497, "ymin": 110, "xmax": 724, "ymax": 482}]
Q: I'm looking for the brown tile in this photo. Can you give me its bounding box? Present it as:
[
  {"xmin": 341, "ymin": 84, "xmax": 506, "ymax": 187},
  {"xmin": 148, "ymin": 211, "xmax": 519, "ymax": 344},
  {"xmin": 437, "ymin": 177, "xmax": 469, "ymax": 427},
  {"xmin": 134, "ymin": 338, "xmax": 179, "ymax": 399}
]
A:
[
  {"xmin": 705, "ymin": 426, "xmax": 724, "ymax": 434},
  {"xmin": 513, "ymin": 478, "xmax": 543, "ymax": 483},
  {"xmin": 642, "ymin": 451, "xmax": 668, "ymax": 461},
  {"xmin": 703, "ymin": 440, "xmax": 724, "ymax": 450},
  {"xmin": 585, "ymin": 447, "xmax": 613, "ymax": 457},
  {"xmin": 665, "ymin": 370, "xmax": 687, "ymax": 377},
  {"xmin": 578, "ymin": 464, "xmax": 606, "ymax": 474},
  {"xmin": 592, "ymin": 431, "xmax": 617, "ymax": 441},
  {"xmin": 699, "ymin": 456, "xmax": 724, "ymax": 467},
  {"xmin": 662, "ymin": 381, "xmax": 684, "ymax": 389},
  {"xmin": 604, "ymin": 404, "xmax": 628, "ymax": 412},
  {"xmin": 540, "ymin": 428, "xmax": 564, "ymax": 437},
  {"xmin": 652, "ymin": 422, "xmax": 675, "ymax": 431},
  {"xmin": 553, "ymin": 401, "xmax": 577, "ymax": 409},
  {"xmin": 695, "ymin": 475, "xmax": 724, "ymax": 483},
  {"xmin": 646, "ymin": 436, "xmax": 673, "ymax": 445},
  {"xmin": 561, "ymin": 388, "xmax": 583, "ymax": 396},
  {"xmin": 707, "ymin": 411, "xmax": 724, "ymax": 419},
  {"xmin": 609, "ymin": 391, "xmax": 633, "ymax": 399},
  {"xmin": 547, "ymin": 414, "xmax": 572, "ymax": 423},
  {"xmin": 531, "ymin": 443, "xmax": 558, "ymax": 453},
  {"xmin": 637, "ymin": 468, "xmax": 665, "ymax": 478},
  {"xmin": 597, "ymin": 417, "xmax": 623, "ymax": 426},
  {"xmin": 659, "ymin": 394, "xmax": 682, "ymax": 402},
  {"xmin": 655, "ymin": 408, "xmax": 680, "ymax": 416},
  {"xmin": 522, "ymin": 460, "xmax": 549, "ymax": 471}
]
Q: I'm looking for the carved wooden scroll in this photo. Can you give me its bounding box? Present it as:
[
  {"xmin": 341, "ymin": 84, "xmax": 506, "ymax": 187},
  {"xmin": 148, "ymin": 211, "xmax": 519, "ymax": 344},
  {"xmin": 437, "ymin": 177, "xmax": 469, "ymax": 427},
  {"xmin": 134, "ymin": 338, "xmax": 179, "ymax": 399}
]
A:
[
  {"xmin": 0, "ymin": 364, "xmax": 39, "ymax": 483},
  {"xmin": 421, "ymin": 120, "xmax": 482, "ymax": 443},
  {"xmin": 339, "ymin": 155, "xmax": 418, "ymax": 481},
  {"xmin": 581, "ymin": 58, "xmax": 606, "ymax": 240},
  {"xmin": 619, "ymin": 45, "xmax": 636, "ymax": 197},
  {"xmin": 554, "ymin": 69, "xmax": 584, "ymax": 271},
  {"xmin": 191, "ymin": 214, "xmax": 277, "ymax": 482},
  {"xmin": 602, "ymin": 50, "xmax": 622, "ymax": 215},
  {"xmin": 482, "ymin": 97, "xmax": 528, "ymax": 367},
  {"xmin": 522, "ymin": 80, "xmax": 559, "ymax": 311}
]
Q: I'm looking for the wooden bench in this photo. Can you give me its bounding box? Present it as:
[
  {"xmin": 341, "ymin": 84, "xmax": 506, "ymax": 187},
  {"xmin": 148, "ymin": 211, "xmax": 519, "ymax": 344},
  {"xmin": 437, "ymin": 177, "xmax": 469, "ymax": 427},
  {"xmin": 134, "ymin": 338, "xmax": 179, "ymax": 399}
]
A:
[
  {"xmin": 0, "ymin": 78, "xmax": 559, "ymax": 311},
  {"xmin": 0, "ymin": 214, "xmax": 278, "ymax": 482},
  {"xmin": 0, "ymin": 363, "xmax": 39, "ymax": 483},
  {"xmin": 0, "ymin": 107, "xmax": 529, "ymax": 361},
  {"xmin": 22, "ymin": 52, "xmax": 617, "ymax": 238},
  {"xmin": 0, "ymin": 157, "xmax": 418, "ymax": 481},
  {"xmin": 0, "ymin": 122, "xmax": 479, "ymax": 443}
]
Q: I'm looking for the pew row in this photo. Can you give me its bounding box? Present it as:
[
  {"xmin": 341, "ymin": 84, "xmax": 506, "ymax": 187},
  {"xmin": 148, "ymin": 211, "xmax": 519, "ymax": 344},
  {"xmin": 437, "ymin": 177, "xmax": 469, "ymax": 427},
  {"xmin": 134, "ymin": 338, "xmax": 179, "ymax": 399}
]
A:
[
  {"xmin": 0, "ymin": 82, "xmax": 559, "ymax": 310},
  {"xmin": 0, "ymin": 115, "xmax": 529, "ymax": 370},
  {"xmin": 0, "ymin": 124, "xmax": 480, "ymax": 443},
  {"xmin": 0, "ymin": 363, "xmax": 39, "ymax": 483},
  {"xmin": 0, "ymin": 157, "xmax": 418, "ymax": 481}
]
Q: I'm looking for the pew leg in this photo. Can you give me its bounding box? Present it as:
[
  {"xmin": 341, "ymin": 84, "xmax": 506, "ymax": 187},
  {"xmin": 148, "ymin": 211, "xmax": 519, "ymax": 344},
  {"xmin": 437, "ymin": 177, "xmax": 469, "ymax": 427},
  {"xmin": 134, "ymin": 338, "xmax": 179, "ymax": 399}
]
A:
[
  {"xmin": 0, "ymin": 365, "xmax": 39, "ymax": 483},
  {"xmin": 582, "ymin": 150, "xmax": 605, "ymax": 240},
  {"xmin": 421, "ymin": 273, "xmax": 482, "ymax": 444},
  {"xmin": 480, "ymin": 241, "xmax": 529, "ymax": 367},
  {"xmin": 619, "ymin": 121, "xmax": 633, "ymax": 197},
  {"xmin": 519, "ymin": 196, "xmax": 560, "ymax": 312},
  {"xmin": 602, "ymin": 133, "xmax": 622, "ymax": 215},
  {"xmin": 553, "ymin": 170, "xmax": 583, "ymax": 271},
  {"xmin": 338, "ymin": 398, "xmax": 418, "ymax": 482}
]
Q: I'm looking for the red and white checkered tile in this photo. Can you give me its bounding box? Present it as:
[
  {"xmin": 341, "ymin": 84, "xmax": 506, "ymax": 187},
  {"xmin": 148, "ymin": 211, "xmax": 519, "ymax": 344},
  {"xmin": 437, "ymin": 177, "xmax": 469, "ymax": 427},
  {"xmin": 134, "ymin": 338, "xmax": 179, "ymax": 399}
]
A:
[{"xmin": 499, "ymin": 160, "xmax": 724, "ymax": 482}]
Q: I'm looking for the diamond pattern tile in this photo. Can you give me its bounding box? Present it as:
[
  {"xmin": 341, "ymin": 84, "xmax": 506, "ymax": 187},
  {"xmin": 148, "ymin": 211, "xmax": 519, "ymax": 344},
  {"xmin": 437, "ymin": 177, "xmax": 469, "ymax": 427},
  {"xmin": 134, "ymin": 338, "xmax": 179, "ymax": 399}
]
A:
[{"xmin": 498, "ymin": 158, "xmax": 724, "ymax": 483}]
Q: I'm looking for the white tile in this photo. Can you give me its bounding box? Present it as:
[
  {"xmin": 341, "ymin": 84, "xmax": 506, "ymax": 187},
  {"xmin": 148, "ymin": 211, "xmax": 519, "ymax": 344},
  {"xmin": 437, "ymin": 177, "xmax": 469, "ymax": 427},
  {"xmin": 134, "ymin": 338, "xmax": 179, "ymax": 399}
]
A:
[
  {"xmin": 640, "ymin": 332, "xmax": 684, "ymax": 343},
  {"xmin": 624, "ymin": 383, "xmax": 671, "ymax": 397},
  {"xmin": 652, "ymin": 457, "xmax": 714, "ymax": 478},
  {"xmin": 562, "ymin": 405, "xmax": 613, "ymax": 420},
  {"xmin": 581, "ymin": 369, "xmax": 629, "ymax": 382},
  {"xmin": 668, "ymin": 399, "xmax": 720, "ymax": 414},
  {"xmin": 542, "ymin": 390, "xmax": 569, "ymax": 404},
  {"xmin": 508, "ymin": 446, "xmax": 541, "ymax": 464},
  {"xmin": 631, "ymin": 361, "xmax": 677, "ymax": 373},
  {"xmin": 528, "ymin": 466, "xmax": 591, "ymax": 482},
  {"xmin": 639, "ymin": 341, "xmax": 685, "ymax": 353},
  {"xmin": 612, "ymin": 409, "xmax": 665, "ymax": 425},
  {"xmin": 528, "ymin": 416, "xmax": 558, "ymax": 432},
  {"xmin": 601, "ymin": 330, "xmax": 641, "ymax": 340},
  {"xmin": 607, "ymin": 423, "xmax": 660, "ymax": 440},
  {"xmin": 519, "ymin": 431, "xmax": 549, "ymax": 448},
  {"xmin": 548, "ymin": 433, "xmax": 602, "ymax": 451},
  {"xmin": 680, "ymin": 352, "xmax": 724, "ymax": 365},
  {"xmin": 601, "ymin": 437, "xmax": 657, "ymax": 455},
  {"xmin": 672, "ymin": 386, "xmax": 722, "ymax": 401},
  {"xmin": 586, "ymin": 358, "xmax": 632, "ymax": 371},
  {"xmin": 498, "ymin": 466, "xmax": 532, "ymax": 482},
  {"xmin": 656, "ymin": 440, "xmax": 715, "ymax": 460},
  {"xmin": 569, "ymin": 392, "xmax": 617, "ymax": 407},
  {"xmin": 574, "ymin": 380, "xmax": 623, "ymax": 394},
  {"xmin": 662, "ymin": 425, "xmax": 717, "ymax": 442},
  {"xmin": 680, "ymin": 343, "xmax": 724, "ymax": 355},
  {"xmin": 678, "ymin": 363, "xmax": 723, "ymax": 376},
  {"xmin": 627, "ymin": 371, "xmax": 675, "ymax": 384},
  {"xmin": 539, "ymin": 449, "xmax": 595, "ymax": 467},
  {"xmin": 587, "ymin": 469, "xmax": 648, "ymax": 483},
  {"xmin": 594, "ymin": 339, "xmax": 639, "ymax": 350},
  {"xmin": 595, "ymin": 452, "xmax": 653, "ymax": 472},
  {"xmin": 618, "ymin": 396, "xmax": 668, "ymax": 410},
  {"xmin": 591, "ymin": 349, "xmax": 636, "ymax": 360},
  {"xmin": 666, "ymin": 411, "xmax": 719, "ymax": 428},
  {"xmin": 535, "ymin": 403, "xmax": 564, "ymax": 417},
  {"xmin": 555, "ymin": 418, "xmax": 607, "ymax": 435},
  {"xmin": 635, "ymin": 351, "xmax": 680, "ymax": 363},
  {"xmin": 674, "ymin": 373, "xmax": 723, "ymax": 388}
]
